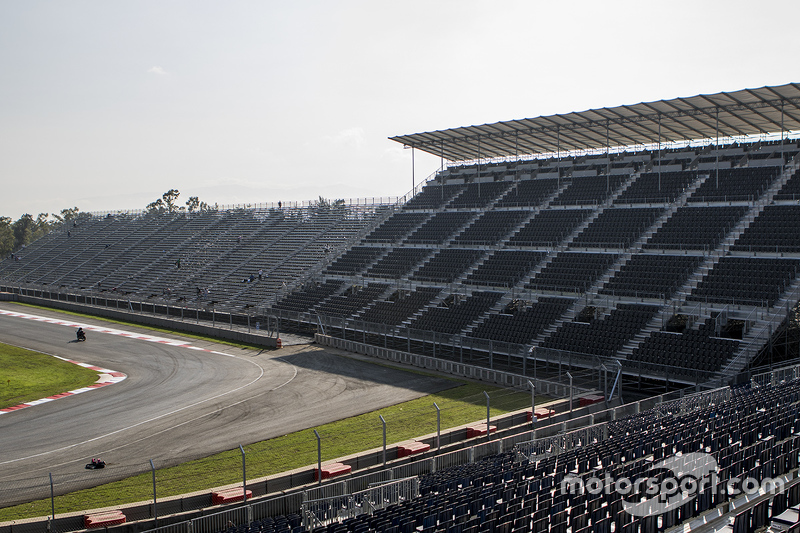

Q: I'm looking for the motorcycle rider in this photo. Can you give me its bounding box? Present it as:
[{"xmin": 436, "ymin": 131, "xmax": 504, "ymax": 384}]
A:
[{"xmin": 77, "ymin": 327, "xmax": 85, "ymax": 341}]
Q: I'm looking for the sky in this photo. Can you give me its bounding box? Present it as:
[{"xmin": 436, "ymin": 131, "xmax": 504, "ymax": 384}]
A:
[{"xmin": 1, "ymin": 0, "xmax": 799, "ymax": 220}]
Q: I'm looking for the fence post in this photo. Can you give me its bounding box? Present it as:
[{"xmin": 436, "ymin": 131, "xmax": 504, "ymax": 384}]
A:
[
  {"xmin": 240, "ymin": 445, "xmax": 247, "ymax": 503},
  {"xmin": 150, "ymin": 460, "xmax": 158, "ymax": 525},
  {"xmin": 379, "ymin": 415, "xmax": 387, "ymax": 468},
  {"xmin": 314, "ymin": 430, "xmax": 322, "ymax": 485},
  {"xmin": 434, "ymin": 402, "xmax": 441, "ymax": 450},
  {"xmin": 49, "ymin": 472, "xmax": 55, "ymax": 524},
  {"xmin": 483, "ymin": 391, "xmax": 490, "ymax": 442}
]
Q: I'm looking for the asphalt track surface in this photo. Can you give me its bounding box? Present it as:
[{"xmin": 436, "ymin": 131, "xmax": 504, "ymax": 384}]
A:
[{"xmin": 0, "ymin": 302, "xmax": 454, "ymax": 506}]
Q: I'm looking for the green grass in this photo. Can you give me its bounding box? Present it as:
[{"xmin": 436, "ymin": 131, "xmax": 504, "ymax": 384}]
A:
[
  {"xmin": 0, "ymin": 303, "xmax": 549, "ymax": 521},
  {"xmin": 0, "ymin": 343, "xmax": 100, "ymax": 409}
]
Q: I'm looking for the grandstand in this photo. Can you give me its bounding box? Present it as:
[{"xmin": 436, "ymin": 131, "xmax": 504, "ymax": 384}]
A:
[
  {"xmin": 3, "ymin": 83, "xmax": 800, "ymax": 393},
  {"xmin": 205, "ymin": 368, "xmax": 800, "ymax": 533}
]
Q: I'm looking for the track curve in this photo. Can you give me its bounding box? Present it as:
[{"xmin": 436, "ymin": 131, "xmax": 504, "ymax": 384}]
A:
[{"xmin": 0, "ymin": 303, "xmax": 453, "ymax": 506}]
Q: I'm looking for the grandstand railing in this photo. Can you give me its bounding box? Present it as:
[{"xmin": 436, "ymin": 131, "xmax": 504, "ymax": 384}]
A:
[
  {"xmin": 300, "ymin": 477, "xmax": 419, "ymax": 530},
  {"xmin": 751, "ymin": 362, "xmax": 800, "ymax": 388},
  {"xmin": 81, "ymin": 197, "xmax": 414, "ymax": 220},
  {"xmin": 514, "ymin": 423, "xmax": 609, "ymax": 463}
]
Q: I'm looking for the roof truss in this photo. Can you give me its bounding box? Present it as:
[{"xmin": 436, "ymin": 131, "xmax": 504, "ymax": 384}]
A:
[{"xmin": 390, "ymin": 83, "xmax": 800, "ymax": 161}]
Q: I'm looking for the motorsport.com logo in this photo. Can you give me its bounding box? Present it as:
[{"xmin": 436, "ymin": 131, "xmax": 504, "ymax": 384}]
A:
[{"xmin": 560, "ymin": 452, "xmax": 784, "ymax": 517}]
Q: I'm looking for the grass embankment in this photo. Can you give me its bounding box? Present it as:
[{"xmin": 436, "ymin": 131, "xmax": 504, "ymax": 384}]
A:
[{"xmin": 0, "ymin": 343, "xmax": 99, "ymax": 409}]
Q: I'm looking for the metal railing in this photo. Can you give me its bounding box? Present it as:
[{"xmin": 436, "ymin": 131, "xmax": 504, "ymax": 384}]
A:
[
  {"xmin": 300, "ymin": 477, "xmax": 419, "ymax": 530},
  {"xmin": 514, "ymin": 423, "xmax": 609, "ymax": 463},
  {"xmin": 751, "ymin": 363, "xmax": 800, "ymax": 389}
]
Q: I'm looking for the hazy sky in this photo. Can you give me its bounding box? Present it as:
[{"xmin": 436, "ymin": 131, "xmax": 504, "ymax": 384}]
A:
[{"xmin": 1, "ymin": 1, "xmax": 798, "ymax": 220}]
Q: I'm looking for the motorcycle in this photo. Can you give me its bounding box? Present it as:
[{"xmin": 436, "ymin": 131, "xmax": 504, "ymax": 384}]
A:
[
  {"xmin": 76, "ymin": 329, "xmax": 86, "ymax": 342},
  {"xmin": 85, "ymin": 458, "xmax": 105, "ymax": 469}
]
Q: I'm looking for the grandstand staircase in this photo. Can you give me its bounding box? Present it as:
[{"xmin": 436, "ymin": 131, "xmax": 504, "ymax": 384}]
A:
[
  {"xmin": 585, "ymin": 170, "xmax": 710, "ymax": 304},
  {"xmin": 513, "ymin": 172, "xmax": 643, "ymax": 349}
]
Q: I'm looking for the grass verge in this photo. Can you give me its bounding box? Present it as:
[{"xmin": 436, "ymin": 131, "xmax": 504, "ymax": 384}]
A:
[{"xmin": 0, "ymin": 343, "xmax": 100, "ymax": 409}]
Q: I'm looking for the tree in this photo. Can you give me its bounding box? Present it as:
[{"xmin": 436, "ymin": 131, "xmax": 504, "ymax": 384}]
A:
[
  {"xmin": 146, "ymin": 189, "xmax": 183, "ymax": 214},
  {"xmin": 52, "ymin": 207, "xmax": 81, "ymax": 225},
  {"xmin": 146, "ymin": 198, "xmax": 165, "ymax": 213},
  {"xmin": 12, "ymin": 213, "xmax": 51, "ymax": 247},
  {"xmin": 185, "ymin": 196, "xmax": 210, "ymax": 213},
  {"xmin": 0, "ymin": 217, "xmax": 13, "ymax": 257},
  {"xmin": 313, "ymin": 197, "xmax": 346, "ymax": 212},
  {"xmin": 314, "ymin": 196, "xmax": 331, "ymax": 209},
  {"xmin": 162, "ymin": 189, "xmax": 181, "ymax": 212}
]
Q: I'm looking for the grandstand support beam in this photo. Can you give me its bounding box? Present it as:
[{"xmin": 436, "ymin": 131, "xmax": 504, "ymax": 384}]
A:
[
  {"xmin": 600, "ymin": 364, "xmax": 608, "ymax": 408},
  {"xmin": 716, "ymin": 107, "xmax": 720, "ymax": 188},
  {"xmin": 528, "ymin": 380, "xmax": 536, "ymax": 442},
  {"xmin": 606, "ymin": 121, "xmax": 610, "ymax": 192},
  {"xmin": 566, "ymin": 372, "xmax": 573, "ymax": 416},
  {"xmin": 658, "ymin": 114, "xmax": 662, "ymax": 191},
  {"xmin": 412, "ymin": 146, "xmax": 415, "ymax": 194},
  {"xmin": 477, "ymin": 135, "xmax": 481, "ymax": 176},
  {"xmin": 557, "ymin": 127, "xmax": 561, "ymax": 187}
]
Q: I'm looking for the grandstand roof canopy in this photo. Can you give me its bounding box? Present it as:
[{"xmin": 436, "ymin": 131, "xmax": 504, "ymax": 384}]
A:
[{"xmin": 390, "ymin": 83, "xmax": 800, "ymax": 162}]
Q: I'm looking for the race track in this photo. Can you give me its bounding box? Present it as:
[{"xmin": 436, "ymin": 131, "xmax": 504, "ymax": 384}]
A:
[{"xmin": 0, "ymin": 302, "xmax": 453, "ymax": 506}]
